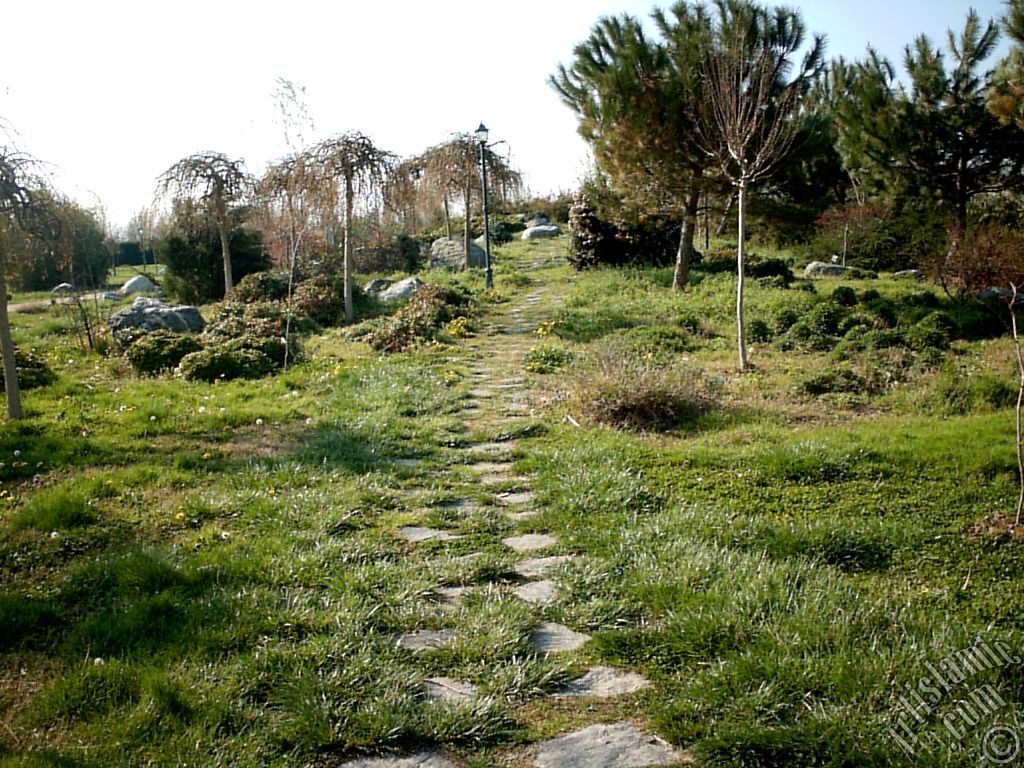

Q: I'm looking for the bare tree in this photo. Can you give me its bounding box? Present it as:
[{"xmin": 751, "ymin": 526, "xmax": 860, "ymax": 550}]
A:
[
  {"xmin": 0, "ymin": 148, "xmax": 41, "ymax": 419},
  {"xmin": 695, "ymin": 36, "xmax": 814, "ymax": 370},
  {"xmin": 157, "ymin": 152, "xmax": 251, "ymax": 298},
  {"xmin": 307, "ymin": 133, "xmax": 393, "ymax": 324}
]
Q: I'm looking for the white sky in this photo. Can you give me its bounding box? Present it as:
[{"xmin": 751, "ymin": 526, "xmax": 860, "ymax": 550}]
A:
[{"xmin": 0, "ymin": 0, "xmax": 1012, "ymax": 233}]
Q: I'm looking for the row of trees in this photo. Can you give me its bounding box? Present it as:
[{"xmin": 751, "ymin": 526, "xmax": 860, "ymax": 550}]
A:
[
  {"xmin": 153, "ymin": 130, "xmax": 522, "ymax": 323},
  {"xmin": 553, "ymin": 0, "xmax": 1024, "ymax": 370}
]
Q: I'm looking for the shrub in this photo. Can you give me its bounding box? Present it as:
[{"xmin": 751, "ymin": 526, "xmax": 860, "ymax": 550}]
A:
[
  {"xmin": 572, "ymin": 342, "xmax": 716, "ymax": 431},
  {"xmin": 904, "ymin": 311, "xmax": 955, "ymax": 351},
  {"xmin": 366, "ymin": 284, "xmax": 469, "ymax": 353},
  {"xmin": 1, "ymin": 349, "xmax": 57, "ymax": 390},
  {"xmin": 525, "ymin": 345, "xmax": 574, "ymax": 373},
  {"xmin": 567, "ymin": 190, "xmax": 682, "ymax": 270},
  {"xmin": 125, "ymin": 330, "xmax": 202, "ymax": 376},
  {"xmin": 203, "ymin": 302, "xmax": 300, "ymax": 343},
  {"xmin": 179, "ymin": 347, "xmax": 274, "ymax": 382},
  {"xmin": 748, "ymin": 319, "xmax": 773, "ymax": 343},
  {"xmin": 798, "ymin": 366, "xmax": 865, "ymax": 396},
  {"xmin": 772, "ymin": 307, "xmax": 802, "ymax": 335},
  {"xmin": 747, "ymin": 258, "xmax": 794, "ymax": 285},
  {"xmin": 830, "ymin": 286, "xmax": 857, "ymax": 306},
  {"xmin": 293, "ymin": 276, "xmax": 345, "ymax": 326},
  {"xmin": 233, "ymin": 271, "xmax": 290, "ymax": 303},
  {"xmin": 227, "ymin": 335, "xmax": 295, "ymax": 368},
  {"xmin": 356, "ymin": 234, "xmax": 422, "ymax": 273}
]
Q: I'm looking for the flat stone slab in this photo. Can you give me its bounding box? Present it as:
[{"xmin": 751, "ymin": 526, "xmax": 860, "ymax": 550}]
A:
[
  {"xmin": 471, "ymin": 462, "xmax": 513, "ymax": 474},
  {"xmin": 507, "ymin": 510, "xmax": 539, "ymax": 522},
  {"xmin": 533, "ymin": 723, "xmax": 685, "ymax": 768},
  {"xmin": 503, "ymin": 533, "xmax": 557, "ymax": 553},
  {"xmin": 394, "ymin": 458, "xmax": 423, "ymax": 467},
  {"xmin": 396, "ymin": 629, "xmax": 458, "ymax": 651},
  {"xmin": 529, "ymin": 622, "xmax": 590, "ymax": 653},
  {"xmin": 434, "ymin": 586, "xmax": 470, "ymax": 610},
  {"xmin": 514, "ymin": 555, "xmax": 575, "ymax": 578},
  {"xmin": 513, "ymin": 580, "xmax": 558, "ymax": 605},
  {"xmin": 506, "ymin": 403, "xmax": 531, "ymax": 414},
  {"xmin": 424, "ymin": 676, "xmax": 478, "ymax": 704},
  {"xmin": 397, "ymin": 527, "xmax": 462, "ymax": 543},
  {"xmin": 498, "ymin": 491, "xmax": 535, "ymax": 506},
  {"xmin": 555, "ymin": 666, "xmax": 652, "ymax": 698},
  {"xmin": 340, "ymin": 752, "xmax": 460, "ymax": 768},
  {"xmin": 469, "ymin": 441, "xmax": 512, "ymax": 454},
  {"xmin": 469, "ymin": 388, "xmax": 495, "ymax": 398}
]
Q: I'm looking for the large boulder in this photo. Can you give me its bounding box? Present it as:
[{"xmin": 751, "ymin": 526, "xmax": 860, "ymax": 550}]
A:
[
  {"xmin": 522, "ymin": 224, "xmax": 560, "ymax": 240},
  {"xmin": 364, "ymin": 278, "xmax": 392, "ymax": 296},
  {"xmin": 804, "ymin": 261, "xmax": 851, "ymax": 278},
  {"xmin": 379, "ymin": 277, "xmax": 424, "ymax": 302},
  {"xmin": 892, "ymin": 269, "xmax": 924, "ymax": 281},
  {"xmin": 51, "ymin": 282, "xmax": 76, "ymax": 294},
  {"xmin": 120, "ymin": 274, "xmax": 158, "ymax": 296},
  {"xmin": 430, "ymin": 238, "xmax": 486, "ymax": 269},
  {"xmin": 108, "ymin": 297, "xmax": 206, "ymax": 334},
  {"xmin": 523, "ymin": 212, "xmax": 550, "ymax": 228}
]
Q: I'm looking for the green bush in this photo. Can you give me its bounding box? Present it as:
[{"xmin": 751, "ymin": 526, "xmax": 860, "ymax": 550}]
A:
[
  {"xmin": 124, "ymin": 330, "xmax": 203, "ymax": 375},
  {"xmin": 1, "ymin": 348, "xmax": 57, "ymax": 390},
  {"xmin": 772, "ymin": 307, "xmax": 802, "ymax": 335},
  {"xmin": 830, "ymin": 286, "xmax": 857, "ymax": 307},
  {"xmin": 748, "ymin": 258, "xmax": 794, "ymax": 285},
  {"xmin": 799, "ymin": 366, "xmax": 865, "ymax": 396},
  {"xmin": 366, "ymin": 284, "xmax": 469, "ymax": 353},
  {"xmin": 178, "ymin": 347, "xmax": 275, "ymax": 382},
  {"xmin": 904, "ymin": 311, "xmax": 955, "ymax": 351},
  {"xmin": 293, "ymin": 276, "xmax": 345, "ymax": 326},
  {"xmin": 233, "ymin": 271, "xmax": 290, "ymax": 303},
  {"xmin": 226, "ymin": 335, "xmax": 295, "ymax": 368},
  {"xmin": 748, "ymin": 319, "xmax": 773, "ymax": 343},
  {"xmin": 567, "ymin": 189, "xmax": 682, "ymax": 270}
]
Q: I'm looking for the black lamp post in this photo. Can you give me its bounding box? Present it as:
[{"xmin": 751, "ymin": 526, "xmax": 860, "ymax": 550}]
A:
[{"xmin": 475, "ymin": 122, "xmax": 493, "ymax": 290}]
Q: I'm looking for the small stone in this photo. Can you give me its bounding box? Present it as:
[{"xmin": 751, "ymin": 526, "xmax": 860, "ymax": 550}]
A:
[
  {"xmin": 397, "ymin": 527, "xmax": 461, "ymax": 543},
  {"xmin": 339, "ymin": 751, "xmax": 460, "ymax": 768},
  {"xmin": 555, "ymin": 666, "xmax": 652, "ymax": 698},
  {"xmin": 396, "ymin": 629, "xmax": 458, "ymax": 651},
  {"xmin": 434, "ymin": 586, "xmax": 469, "ymax": 609},
  {"xmin": 528, "ymin": 622, "xmax": 590, "ymax": 653},
  {"xmin": 513, "ymin": 580, "xmax": 558, "ymax": 605},
  {"xmin": 470, "ymin": 462, "xmax": 512, "ymax": 474},
  {"xmin": 498, "ymin": 491, "xmax": 535, "ymax": 506},
  {"xmin": 514, "ymin": 555, "xmax": 575, "ymax": 578},
  {"xmin": 503, "ymin": 533, "xmax": 557, "ymax": 553},
  {"xmin": 424, "ymin": 676, "xmax": 478, "ymax": 704},
  {"xmin": 533, "ymin": 723, "xmax": 685, "ymax": 768}
]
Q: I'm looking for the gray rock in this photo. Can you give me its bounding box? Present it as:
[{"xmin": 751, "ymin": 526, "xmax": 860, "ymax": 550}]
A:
[
  {"xmin": 101, "ymin": 292, "xmax": 123, "ymax": 302},
  {"xmin": 364, "ymin": 278, "xmax": 392, "ymax": 295},
  {"xmin": 513, "ymin": 580, "xmax": 558, "ymax": 605},
  {"xmin": 514, "ymin": 556, "xmax": 575, "ymax": 578},
  {"xmin": 524, "ymin": 213, "xmax": 550, "ymax": 227},
  {"xmin": 503, "ymin": 533, "xmax": 556, "ymax": 553},
  {"xmin": 892, "ymin": 269, "xmax": 924, "ymax": 281},
  {"xmin": 533, "ymin": 723, "xmax": 685, "ymax": 768},
  {"xmin": 379, "ymin": 277, "xmax": 424, "ymax": 302},
  {"xmin": 804, "ymin": 261, "xmax": 850, "ymax": 278},
  {"xmin": 397, "ymin": 527, "xmax": 462, "ymax": 543},
  {"xmin": 978, "ymin": 287, "xmax": 1018, "ymax": 303},
  {"xmin": 51, "ymin": 282, "xmax": 76, "ymax": 294},
  {"xmin": 521, "ymin": 225, "xmax": 561, "ymax": 240},
  {"xmin": 396, "ymin": 629, "xmax": 458, "ymax": 651},
  {"xmin": 108, "ymin": 297, "xmax": 205, "ymax": 334},
  {"xmin": 430, "ymin": 238, "xmax": 486, "ymax": 269},
  {"xmin": 555, "ymin": 666, "xmax": 652, "ymax": 698},
  {"xmin": 424, "ymin": 677, "xmax": 478, "ymax": 704},
  {"xmin": 120, "ymin": 274, "xmax": 159, "ymax": 295},
  {"xmin": 498, "ymin": 491, "xmax": 535, "ymax": 506},
  {"xmin": 529, "ymin": 622, "xmax": 590, "ymax": 653}
]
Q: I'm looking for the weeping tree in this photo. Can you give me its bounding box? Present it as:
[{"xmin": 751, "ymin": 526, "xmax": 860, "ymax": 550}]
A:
[
  {"xmin": 157, "ymin": 152, "xmax": 251, "ymax": 298},
  {"xmin": 387, "ymin": 156, "xmax": 427, "ymax": 237},
  {"xmin": 421, "ymin": 135, "xmax": 521, "ymax": 267},
  {"xmin": 694, "ymin": 3, "xmax": 823, "ymax": 370},
  {"xmin": 307, "ymin": 133, "xmax": 393, "ymax": 324},
  {"xmin": 0, "ymin": 148, "xmax": 42, "ymax": 419}
]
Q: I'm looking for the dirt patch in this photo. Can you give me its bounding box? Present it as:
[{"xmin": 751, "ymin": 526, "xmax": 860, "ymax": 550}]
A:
[
  {"xmin": 966, "ymin": 513, "xmax": 1024, "ymax": 538},
  {"xmin": 221, "ymin": 428, "xmax": 302, "ymax": 458}
]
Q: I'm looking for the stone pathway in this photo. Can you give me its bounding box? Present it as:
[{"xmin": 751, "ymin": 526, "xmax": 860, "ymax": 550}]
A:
[{"xmin": 364, "ymin": 260, "xmax": 677, "ymax": 767}]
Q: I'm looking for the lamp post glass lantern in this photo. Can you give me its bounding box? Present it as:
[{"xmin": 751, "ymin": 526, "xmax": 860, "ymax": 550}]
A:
[{"xmin": 476, "ymin": 122, "xmax": 493, "ymax": 290}]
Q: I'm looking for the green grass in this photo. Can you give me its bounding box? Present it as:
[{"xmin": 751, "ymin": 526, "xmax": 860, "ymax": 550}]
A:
[{"xmin": 0, "ymin": 238, "xmax": 1022, "ymax": 766}]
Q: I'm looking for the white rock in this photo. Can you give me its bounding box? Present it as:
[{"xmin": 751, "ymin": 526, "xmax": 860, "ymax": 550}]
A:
[
  {"xmin": 522, "ymin": 225, "xmax": 561, "ymax": 240},
  {"xmin": 529, "ymin": 622, "xmax": 590, "ymax": 653},
  {"xmin": 555, "ymin": 666, "xmax": 652, "ymax": 698},
  {"xmin": 379, "ymin": 277, "xmax": 424, "ymax": 302},
  {"xmin": 533, "ymin": 723, "xmax": 685, "ymax": 768},
  {"xmin": 120, "ymin": 274, "xmax": 158, "ymax": 295}
]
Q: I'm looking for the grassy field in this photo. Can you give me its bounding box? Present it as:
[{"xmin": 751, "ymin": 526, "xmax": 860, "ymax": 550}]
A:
[{"xmin": 1, "ymin": 237, "xmax": 1022, "ymax": 767}]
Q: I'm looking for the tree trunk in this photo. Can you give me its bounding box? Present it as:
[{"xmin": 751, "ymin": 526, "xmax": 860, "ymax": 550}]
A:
[
  {"xmin": 216, "ymin": 197, "xmax": 234, "ymax": 298},
  {"xmin": 0, "ymin": 246, "xmax": 22, "ymax": 419},
  {"xmin": 703, "ymin": 188, "xmax": 710, "ymax": 253},
  {"xmin": 463, "ymin": 185, "xmax": 472, "ymax": 270},
  {"xmin": 715, "ymin": 191, "xmax": 736, "ymax": 237},
  {"xmin": 343, "ymin": 174, "xmax": 355, "ymax": 325},
  {"xmin": 672, "ymin": 174, "xmax": 702, "ymax": 291},
  {"xmin": 1012, "ymin": 286, "xmax": 1024, "ymax": 525},
  {"xmin": 736, "ymin": 181, "xmax": 749, "ymax": 371},
  {"xmin": 443, "ymin": 194, "xmax": 451, "ymax": 240}
]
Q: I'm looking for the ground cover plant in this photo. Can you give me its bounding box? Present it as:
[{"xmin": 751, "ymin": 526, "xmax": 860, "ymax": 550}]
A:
[{"xmin": 0, "ymin": 235, "xmax": 1022, "ymax": 767}]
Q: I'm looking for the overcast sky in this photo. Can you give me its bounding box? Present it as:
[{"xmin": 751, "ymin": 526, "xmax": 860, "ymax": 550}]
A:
[{"xmin": 0, "ymin": 0, "xmax": 1012, "ymax": 233}]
